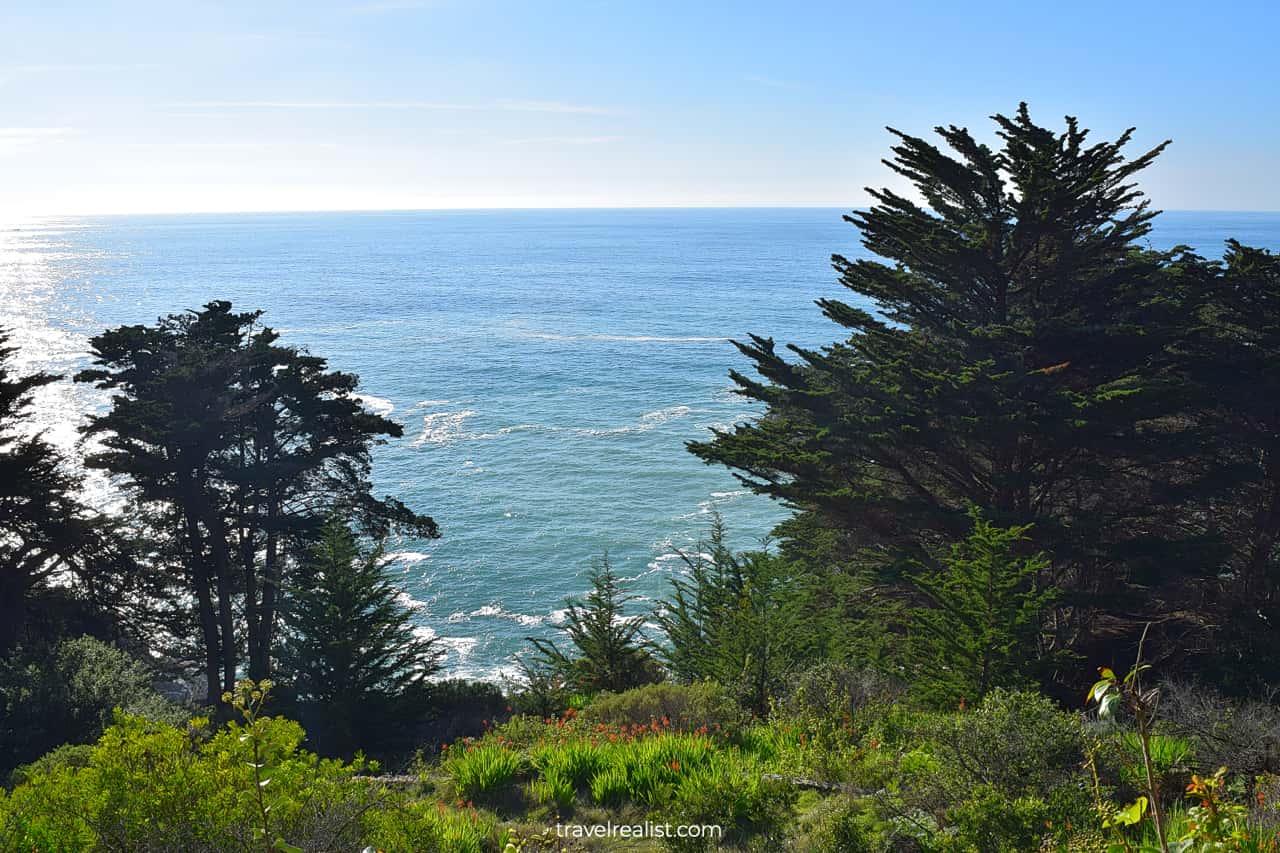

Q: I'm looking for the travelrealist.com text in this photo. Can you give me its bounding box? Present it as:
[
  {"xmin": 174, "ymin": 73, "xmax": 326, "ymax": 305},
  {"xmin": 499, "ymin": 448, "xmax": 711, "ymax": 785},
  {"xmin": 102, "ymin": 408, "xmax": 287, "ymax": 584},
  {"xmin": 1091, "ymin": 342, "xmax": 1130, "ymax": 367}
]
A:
[{"xmin": 555, "ymin": 821, "xmax": 724, "ymax": 840}]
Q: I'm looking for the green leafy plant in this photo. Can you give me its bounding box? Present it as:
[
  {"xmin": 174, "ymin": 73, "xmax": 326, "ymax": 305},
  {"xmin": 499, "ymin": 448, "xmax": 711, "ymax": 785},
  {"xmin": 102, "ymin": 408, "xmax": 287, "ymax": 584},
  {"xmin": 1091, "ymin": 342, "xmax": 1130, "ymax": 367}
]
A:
[
  {"xmin": 1089, "ymin": 626, "xmax": 1170, "ymax": 853},
  {"xmin": 223, "ymin": 679, "xmax": 303, "ymax": 853},
  {"xmin": 1175, "ymin": 767, "xmax": 1251, "ymax": 852},
  {"xmin": 444, "ymin": 740, "xmax": 525, "ymax": 802}
]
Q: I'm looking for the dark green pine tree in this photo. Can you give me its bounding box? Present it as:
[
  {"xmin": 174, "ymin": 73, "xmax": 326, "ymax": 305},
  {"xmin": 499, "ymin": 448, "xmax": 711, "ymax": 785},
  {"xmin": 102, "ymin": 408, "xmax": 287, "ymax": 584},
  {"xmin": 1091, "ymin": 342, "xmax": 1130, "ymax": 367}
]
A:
[
  {"xmin": 0, "ymin": 328, "xmax": 121, "ymax": 655},
  {"xmin": 656, "ymin": 517, "xmax": 815, "ymax": 715},
  {"xmin": 907, "ymin": 509, "xmax": 1057, "ymax": 707},
  {"xmin": 526, "ymin": 554, "xmax": 662, "ymax": 694},
  {"xmin": 1184, "ymin": 241, "xmax": 1280, "ymax": 690},
  {"xmin": 690, "ymin": 105, "xmax": 1209, "ymax": 683},
  {"xmin": 279, "ymin": 517, "xmax": 442, "ymax": 755}
]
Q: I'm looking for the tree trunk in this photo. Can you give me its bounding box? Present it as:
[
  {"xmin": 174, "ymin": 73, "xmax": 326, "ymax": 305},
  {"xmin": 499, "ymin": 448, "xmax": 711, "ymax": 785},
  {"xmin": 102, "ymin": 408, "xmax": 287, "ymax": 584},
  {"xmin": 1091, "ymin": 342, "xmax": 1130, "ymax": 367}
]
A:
[
  {"xmin": 250, "ymin": 500, "xmax": 281, "ymax": 681},
  {"xmin": 181, "ymin": 505, "xmax": 223, "ymax": 704}
]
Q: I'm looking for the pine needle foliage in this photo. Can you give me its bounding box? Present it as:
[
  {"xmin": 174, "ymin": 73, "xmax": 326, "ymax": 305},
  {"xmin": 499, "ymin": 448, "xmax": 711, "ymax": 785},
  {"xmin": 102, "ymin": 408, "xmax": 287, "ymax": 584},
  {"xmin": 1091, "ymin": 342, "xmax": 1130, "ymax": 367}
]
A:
[
  {"xmin": 526, "ymin": 554, "xmax": 661, "ymax": 694},
  {"xmin": 280, "ymin": 517, "xmax": 441, "ymax": 753},
  {"xmin": 908, "ymin": 508, "xmax": 1057, "ymax": 706}
]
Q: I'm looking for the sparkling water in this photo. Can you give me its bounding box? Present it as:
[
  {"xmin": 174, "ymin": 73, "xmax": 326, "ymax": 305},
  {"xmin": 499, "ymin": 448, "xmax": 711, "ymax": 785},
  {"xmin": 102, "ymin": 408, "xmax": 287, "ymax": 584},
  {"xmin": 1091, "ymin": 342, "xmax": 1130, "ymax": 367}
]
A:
[{"xmin": 3, "ymin": 208, "xmax": 1276, "ymax": 678}]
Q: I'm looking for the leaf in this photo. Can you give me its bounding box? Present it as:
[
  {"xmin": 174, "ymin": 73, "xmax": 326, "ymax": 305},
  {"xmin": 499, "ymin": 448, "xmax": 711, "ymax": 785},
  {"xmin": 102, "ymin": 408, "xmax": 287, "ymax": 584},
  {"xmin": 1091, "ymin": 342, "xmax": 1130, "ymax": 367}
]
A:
[
  {"xmin": 1098, "ymin": 692, "xmax": 1119, "ymax": 719},
  {"xmin": 273, "ymin": 840, "xmax": 303, "ymax": 853},
  {"xmin": 1112, "ymin": 796, "xmax": 1148, "ymax": 826}
]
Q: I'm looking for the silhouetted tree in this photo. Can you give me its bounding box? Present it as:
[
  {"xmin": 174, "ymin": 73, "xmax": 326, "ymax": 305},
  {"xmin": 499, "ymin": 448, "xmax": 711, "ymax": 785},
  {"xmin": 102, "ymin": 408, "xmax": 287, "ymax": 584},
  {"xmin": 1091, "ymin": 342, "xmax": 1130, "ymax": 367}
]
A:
[
  {"xmin": 76, "ymin": 301, "xmax": 437, "ymax": 702},
  {"xmin": 0, "ymin": 328, "xmax": 122, "ymax": 655},
  {"xmin": 690, "ymin": 105, "xmax": 1210, "ymax": 683}
]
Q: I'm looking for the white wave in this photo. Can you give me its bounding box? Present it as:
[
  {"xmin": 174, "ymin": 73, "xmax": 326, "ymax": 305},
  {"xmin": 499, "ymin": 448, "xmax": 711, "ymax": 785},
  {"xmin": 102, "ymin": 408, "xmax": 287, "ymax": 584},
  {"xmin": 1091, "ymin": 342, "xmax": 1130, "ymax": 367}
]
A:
[
  {"xmin": 410, "ymin": 409, "xmax": 544, "ymax": 447},
  {"xmin": 444, "ymin": 662, "xmax": 520, "ymax": 684},
  {"xmin": 462, "ymin": 603, "xmax": 557, "ymax": 628},
  {"xmin": 647, "ymin": 551, "xmax": 713, "ymax": 572},
  {"xmin": 410, "ymin": 399, "xmax": 453, "ymax": 409},
  {"xmin": 710, "ymin": 490, "xmax": 747, "ymax": 499},
  {"xmin": 619, "ymin": 565, "xmax": 665, "ymax": 582},
  {"xmin": 396, "ymin": 591, "xmax": 427, "ymax": 610},
  {"xmin": 352, "ymin": 393, "xmax": 394, "ymax": 416},
  {"xmin": 383, "ymin": 551, "xmax": 430, "ymax": 565},
  {"xmin": 573, "ymin": 404, "xmax": 694, "ymax": 437},
  {"xmin": 410, "ymin": 409, "xmax": 476, "ymax": 446},
  {"xmin": 439, "ymin": 636, "xmax": 479, "ymax": 658}
]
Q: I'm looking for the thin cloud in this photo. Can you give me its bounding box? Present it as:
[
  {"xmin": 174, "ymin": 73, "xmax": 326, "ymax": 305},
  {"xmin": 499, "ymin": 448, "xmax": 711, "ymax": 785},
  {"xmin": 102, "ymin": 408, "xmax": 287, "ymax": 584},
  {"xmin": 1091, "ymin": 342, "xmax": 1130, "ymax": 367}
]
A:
[
  {"xmin": 0, "ymin": 63, "xmax": 152, "ymax": 73},
  {"xmin": 500, "ymin": 135, "xmax": 621, "ymax": 146},
  {"xmin": 0, "ymin": 127, "xmax": 77, "ymax": 155},
  {"xmin": 169, "ymin": 99, "xmax": 617, "ymax": 116},
  {"xmin": 122, "ymin": 141, "xmax": 343, "ymax": 151}
]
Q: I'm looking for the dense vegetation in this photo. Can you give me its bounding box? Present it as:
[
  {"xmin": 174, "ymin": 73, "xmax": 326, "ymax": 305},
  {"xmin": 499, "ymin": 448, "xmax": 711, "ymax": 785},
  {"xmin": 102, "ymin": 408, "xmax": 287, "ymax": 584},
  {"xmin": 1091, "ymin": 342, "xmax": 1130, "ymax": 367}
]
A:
[{"xmin": 3, "ymin": 105, "xmax": 1280, "ymax": 851}]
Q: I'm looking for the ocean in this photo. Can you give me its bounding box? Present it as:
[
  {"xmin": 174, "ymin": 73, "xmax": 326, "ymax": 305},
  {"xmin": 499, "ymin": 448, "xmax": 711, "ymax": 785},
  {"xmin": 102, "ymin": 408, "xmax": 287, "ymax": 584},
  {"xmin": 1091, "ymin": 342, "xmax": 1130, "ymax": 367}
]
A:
[{"xmin": 3, "ymin": 208, "xmax": 1277, "ymax": 679}]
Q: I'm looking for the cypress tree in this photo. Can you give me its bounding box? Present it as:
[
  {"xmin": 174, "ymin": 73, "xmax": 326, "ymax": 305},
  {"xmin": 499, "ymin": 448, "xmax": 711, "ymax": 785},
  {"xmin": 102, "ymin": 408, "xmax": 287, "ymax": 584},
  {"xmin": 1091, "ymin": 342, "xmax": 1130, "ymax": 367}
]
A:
[
  {"xmin": 656, "ymin": 518, "xmax": 814, "ymax": 715},
  {"xmin": 690, "ymin": 105, "xmax": 1206, "ymax": 681},
  {"xmin": 76, "ymin": 301, "xmax": 437, "ymax": 702},
  {"xmin": 1185, "ymin": 242, "xmax": 1280, "ymax": 690}
]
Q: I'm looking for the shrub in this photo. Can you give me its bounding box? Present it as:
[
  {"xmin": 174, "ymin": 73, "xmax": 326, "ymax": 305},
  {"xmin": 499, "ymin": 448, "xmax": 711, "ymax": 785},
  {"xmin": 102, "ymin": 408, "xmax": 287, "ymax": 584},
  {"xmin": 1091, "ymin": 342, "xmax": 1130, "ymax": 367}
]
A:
[
  {"xmin": 444, "ymin": 740, "xmax": 525, "ymax": 803},
  {"xmin": 799, "ymin": 796, "xmax": 880, "ymax": 853},
  {"xmin": 0, "ymin": 709, "xmax": 382, "ymax": 852},
  {"xmin": 0, "ymin": 635, "xmax": 186, "ymax": 779},
  {"xmin": 776, "ymin": 662, "xmax": 903, "ymax": 722},
  {"xmin": 581, "ymin": 682, "xmax": 747, "ymax": 736},
  {"xmin": 936, "ymin": 785, "xmax": 1051, "ymax": 853},
  {"xmin": 929, "ymin": 689, "xmax": 1086, "ymax": 797},
  {"xmin": 660, "ymin": 753, "xmax": 795, "ymax": 852},
  {"xmin": 362, "ymin": 798, "xmax": 505, "ymax": 853},
  {"xmin": 1160, "ymin": 680, "xmax": 1280, "ymax": 777}
]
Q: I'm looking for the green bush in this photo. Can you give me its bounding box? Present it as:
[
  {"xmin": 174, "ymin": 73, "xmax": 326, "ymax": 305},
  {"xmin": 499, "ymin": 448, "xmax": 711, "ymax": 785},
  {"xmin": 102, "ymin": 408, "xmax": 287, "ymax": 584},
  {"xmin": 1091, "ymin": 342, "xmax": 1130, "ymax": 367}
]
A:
[
  {"xmin": 580, "ymin": 681, "xmax": 747, "ymax": 736},
  {"xmin": 362, "ymin": 798, "xmax": 505, "ymax": 853},
  {"xmin": 1, "ymin": 635, "xmax": 186, "ymax": 779},
  {"xmin": 443, "ymin": 740, "xmax": 525, "ymax": 803},
  {"xmin": 936, "ymin": 784, "xmax": 1051, "ymax": 853},
  {"xmin": 928, "ymin": 689, "xmax": 1086, "ymax": 797},
  {"xmin": 0, "ymin": 711, "xmax": 381, "ymax": 852},
  {"xmin": 660, "ymin": 753, "xmax": 795, "ymax": 852},
  {"xmin": 799, "ymin": 796, "xmax": 880, "ymax": 853},
  {"xmin": 776, "ymin": 662, "xmax": 902, "ymax": 722}
]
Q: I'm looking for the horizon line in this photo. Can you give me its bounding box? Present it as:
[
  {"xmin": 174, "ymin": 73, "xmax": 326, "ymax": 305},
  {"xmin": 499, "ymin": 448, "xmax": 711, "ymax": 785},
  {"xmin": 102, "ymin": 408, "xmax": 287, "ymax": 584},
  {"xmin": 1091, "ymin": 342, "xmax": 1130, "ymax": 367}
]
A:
[{"xmin": 10, "ymin": 204, "xmax": 1280, "ymax": 220}]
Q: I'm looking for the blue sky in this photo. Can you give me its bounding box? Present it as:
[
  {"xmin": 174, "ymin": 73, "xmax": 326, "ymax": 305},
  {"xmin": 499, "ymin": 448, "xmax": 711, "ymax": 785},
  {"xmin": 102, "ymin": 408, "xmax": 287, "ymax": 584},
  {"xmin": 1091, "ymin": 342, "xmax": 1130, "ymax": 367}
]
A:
[{"xmin": 1, "ymin": 0, "xmax": 1277, "ymax": 214}]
